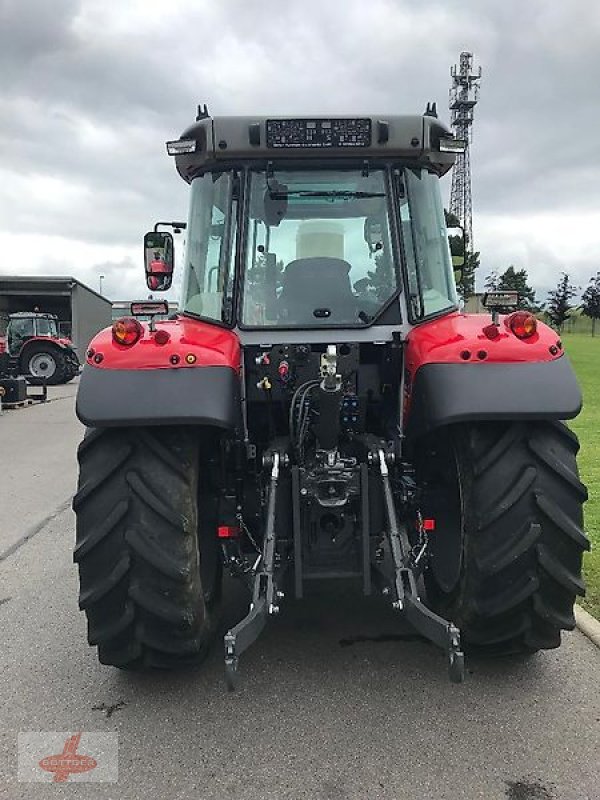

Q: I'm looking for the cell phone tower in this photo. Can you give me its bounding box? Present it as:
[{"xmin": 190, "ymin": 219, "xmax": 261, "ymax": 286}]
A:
[{"xmin": 449, "ymin": 52, "xmax": 482, "ymax": 250}]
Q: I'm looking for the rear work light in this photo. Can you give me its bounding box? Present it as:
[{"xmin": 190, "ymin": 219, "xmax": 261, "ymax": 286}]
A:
[
  {"xmin": 507, "ymin": 311, "xmax": 537, "ymax": 339},
  {"xmin": 166, "ymin": 139, "xmax": 197, "ymax": 156},
  {"xmin": 112, "ymin": 317, "xmax": 143, "ymax": 346},
  {"xmin": 439, "ymin": 137, "xmax": 466, "ymax": 153}
]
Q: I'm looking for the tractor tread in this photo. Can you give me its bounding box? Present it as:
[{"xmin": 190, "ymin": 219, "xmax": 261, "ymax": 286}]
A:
[
  {"xmin": 73, "ymin": 500, "xmax": 129, "ymax": 562},
  {"xmin": 125, "ymin": 526, "xmax": 191, "ymax": 582},
  {"xmin": 532, "ymin": 594, "xmax": 576, "ymax": 631},
  {"xmin": 475, "ymin": 521, "xmax": 541, "ymax": 575},
  {"xmin": 128, "ymin": 583, "xmax": 195, "ymax": 625},
  {"xmin": 78, "ymin": 554, "xmax": 131, "ymax": 609},
  {"xmin": 534, "ymin": 492, "xmax": 590, "ymax": 550},
  {"xmin": 72, "ymin": 445, "xmax": 133, "ymax": 510},
  {"xmin": 426, "ymin": 421, "xmax": 588, "ymax": 656},
  {"xmin": 474, "ymin": 573, "xmax": 539, "ymax": 617},
  {"xmin": 74, "ymin": 427, "xmax": 217, "ymax": 670},
  {"xmin": 88, "ymin": 602, "xmax": 135, "ymax": 645},
  {"xmin": 126, "ymin": 470, "xmax": 184, "ymax": 529},
  {"xmin": 536, "ymin": 544, "xmax": 586, "ymax": 596},
  {"xmin": 528, "ymin": 434, "xmax": 588, "ymax": 500},
  {"xmin": 477, "ymin": 466, "xmax": 537, "ymax": 530},
  {"xmin": 136, "ymin": 429, "xmax": 192, "ymax": 482},
  {"xmin": 473, "ymin": 424, "xmax": 524, "ymax": 477}
]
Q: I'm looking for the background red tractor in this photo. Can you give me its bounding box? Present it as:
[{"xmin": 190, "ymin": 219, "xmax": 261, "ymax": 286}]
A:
[
  {"xmin": 0, "ymin": 312, "xmax": 80, "ymax": 385},
  {"xmin": 73, "ymin": 108, "xmax": 588, "ymax": 686}
]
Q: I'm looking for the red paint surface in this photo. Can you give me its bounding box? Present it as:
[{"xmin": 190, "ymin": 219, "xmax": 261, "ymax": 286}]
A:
[
  {"xmin": 86, "ymin": 316, "xmax": 241, "ymax": 371},
  {"xmin": 403, "ymin": 312, "xmax": 564, "ymax": 421},
  {"xmin": 405, "ymin": 312, "xmax": 561, "ymax": 378}
]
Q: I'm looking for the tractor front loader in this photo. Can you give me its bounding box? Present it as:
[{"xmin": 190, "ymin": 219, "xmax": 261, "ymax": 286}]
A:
[{"xmin": 73, "ymin": 109, "xmax": 588, "ymax": 686}]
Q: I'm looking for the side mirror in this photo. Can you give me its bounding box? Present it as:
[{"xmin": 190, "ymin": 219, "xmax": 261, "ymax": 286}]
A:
[{"xmin": 144, "ymin": 231, "xmax": 174, "ymax": 291}]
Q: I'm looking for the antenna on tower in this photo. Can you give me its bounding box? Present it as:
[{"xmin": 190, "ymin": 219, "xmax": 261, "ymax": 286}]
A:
[{"xmin": 449, "ymin": 52, "xmax": 481, "ymax": 251}]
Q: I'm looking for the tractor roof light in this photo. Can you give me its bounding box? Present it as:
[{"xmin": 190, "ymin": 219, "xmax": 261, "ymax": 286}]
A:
[
  {"xmin": 112, "ymin": 317, "xmax": 143, "ymax": 347},
  {"xmin": 507, "ymin": 311, "xmax": 537, "ymax": 340},
  {"xmin": 166, "ymin": 139, "xmax": 197, "ymax": 156},
  {"xmin": 439, "ymin": 136, "xmax": 466, "ymax": 153}
]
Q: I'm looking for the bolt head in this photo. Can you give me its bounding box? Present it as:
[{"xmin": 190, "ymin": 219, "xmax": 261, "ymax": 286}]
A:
[
  {"xmin": 276, "ymin": 590, "xmax": 285, "ymax": 600},
  {"xmin": 392, "ymin": 600, "xmax": 403, "ymax": 610},
  {"xmin": 269, "ymin": 604, "xmax": 280, "ymax": 615},
  {"xmin": 382, "ymin": 587, "xmax": 390, "ymax": 596}
]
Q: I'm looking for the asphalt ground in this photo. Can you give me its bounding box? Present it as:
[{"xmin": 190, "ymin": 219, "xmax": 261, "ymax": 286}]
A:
[
  {"xmin": 0, "ymin": 380, "xmax": 82, "ymax": 558},
  {"xmin": 0, "ymin": 388, "xmax": 599, "ymax": 799}
]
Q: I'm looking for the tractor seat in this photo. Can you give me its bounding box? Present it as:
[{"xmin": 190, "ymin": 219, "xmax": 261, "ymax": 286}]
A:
[{"xmin": 279, "ymin": 257, "xmax": 356, "ymax": 323}]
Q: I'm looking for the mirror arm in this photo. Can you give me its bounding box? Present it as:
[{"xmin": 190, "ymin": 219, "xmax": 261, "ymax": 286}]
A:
[{"xmin": 154, "ymin": 221, "xmax": 187, "ymax": 233}]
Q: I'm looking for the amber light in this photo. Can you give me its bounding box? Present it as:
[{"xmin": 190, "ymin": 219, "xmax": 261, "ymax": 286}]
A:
[
  {"xmin": 507, "ymin": 311, "xmax": 537, "ymax": 339},
  {"xmin": 112, "ymin": 317, "xmax": 143, "ymax": 346}
]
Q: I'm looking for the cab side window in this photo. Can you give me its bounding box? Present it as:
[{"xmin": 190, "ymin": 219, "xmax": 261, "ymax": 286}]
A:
[{"xmin": 8, "ymin": 318, "xmax": 34, "ymax": 352}]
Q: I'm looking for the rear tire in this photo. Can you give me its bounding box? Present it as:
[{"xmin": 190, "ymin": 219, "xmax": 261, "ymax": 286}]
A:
[
  {"xmin": 73, "ymin": 426, "xmax": 221, "ymax": 669},
  {"xmin": 22, "ymin": 343, "xmax": 67, "ymax": 385},
  {"xmin": 420, "ymin": 421, "xmax": 589, "ymax": 655}
]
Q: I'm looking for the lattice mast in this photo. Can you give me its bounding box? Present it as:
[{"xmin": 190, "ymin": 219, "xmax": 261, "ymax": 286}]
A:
[{"xmin": 449, "ymin": 52, "xmax": 481, "ymax": 250}]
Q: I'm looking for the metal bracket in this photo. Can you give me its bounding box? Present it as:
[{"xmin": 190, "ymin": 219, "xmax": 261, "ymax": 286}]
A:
[
  {"xmin": 373, "ymin": 448, "xmax": 465, "ymax": 683},
  {"xmin": 224, "ymin": 451, "xmax": 285, "ymax": 690}
]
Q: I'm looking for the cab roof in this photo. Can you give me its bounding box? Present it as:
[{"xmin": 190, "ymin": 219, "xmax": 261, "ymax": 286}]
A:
[{"xmin": 169, "ymin": 111, "xmax": 459, "ymax": 183}]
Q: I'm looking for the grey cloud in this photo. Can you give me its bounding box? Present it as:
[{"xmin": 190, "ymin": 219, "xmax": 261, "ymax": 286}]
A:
[{"xmin": 1, "ymin": 0, "xmax": 599, "ymax": 294}]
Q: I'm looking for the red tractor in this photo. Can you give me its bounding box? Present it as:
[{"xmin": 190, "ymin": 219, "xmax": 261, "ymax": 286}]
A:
[
  {"xmin": 0, "ymin": 312, "xmax": 80, "ymax": 385},
  {"xmin": 74, "ymin": 108, "xmax": 588, "ymax": 685}
]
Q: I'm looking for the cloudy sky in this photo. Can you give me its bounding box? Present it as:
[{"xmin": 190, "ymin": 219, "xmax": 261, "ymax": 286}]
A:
[{"xmin": 1, "ymin": 0, "xmax": 599, "ymax": 304}]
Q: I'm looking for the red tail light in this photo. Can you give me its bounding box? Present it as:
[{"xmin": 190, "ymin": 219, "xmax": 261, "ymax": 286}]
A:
[
  {"xmin": 507, "ymin": 311, "xmax": 537, "ymax": 339},
  {"xmin": 217, "ymin": 525, "xmax": 240, "ymax": 539},
  {"xmin": 112, "ymin": 317, "xmax": 143, "ymax": 346}
]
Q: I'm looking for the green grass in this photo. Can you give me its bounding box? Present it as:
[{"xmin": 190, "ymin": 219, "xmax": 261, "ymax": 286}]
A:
[{"xmin": 561, "ymin": 334, "xmax": 600, "ymax": 619}]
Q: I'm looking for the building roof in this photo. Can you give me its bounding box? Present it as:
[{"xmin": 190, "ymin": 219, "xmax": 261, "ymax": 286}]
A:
[{"xmin": 0, "ymin": 275, "xmax": 112, "ymax": 305}]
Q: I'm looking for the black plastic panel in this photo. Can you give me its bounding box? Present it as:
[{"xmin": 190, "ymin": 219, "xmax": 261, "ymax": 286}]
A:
[
  {"xmin": 406, "ymin": 357, "xmax": 582, "ymax": 439},
  {"xmin": 266, "ymin": 118, "xmax": 372, "ymax": 149},
  {"xmin": 76, "ymin": 365, "xmax": 241, "ymax": 430}
]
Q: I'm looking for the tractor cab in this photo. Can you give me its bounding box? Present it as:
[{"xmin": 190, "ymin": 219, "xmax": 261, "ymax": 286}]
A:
[
  {"xmin": 146, "ymin": 113, "xmax": 464, "ymax": 337},
  {"xmin": 7, "ymin": 312, "xmax": 60, "ymax": 354}
]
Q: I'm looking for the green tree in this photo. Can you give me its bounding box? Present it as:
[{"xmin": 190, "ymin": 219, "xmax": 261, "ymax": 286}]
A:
[
  {"xmin": 546, "ymin": 272, "xmax": 577, "ymax": 332},
  {"xmin": 497, "ymin": 266, "xmax": 537, "ymax": 310},
  {"xmin": 581, "ymin": 271, "xmax": 600, "ymax": 337},
  {"xmin": 456, "ymin": 251, "xmax": 480, "ymax": 301},
  {"xmin": 484, "ymin": 271, "xmax": 499, "ymax": 291},
  {"xmin": 444, "ymin": 209, "xmax": 479, "ymax": 301}
]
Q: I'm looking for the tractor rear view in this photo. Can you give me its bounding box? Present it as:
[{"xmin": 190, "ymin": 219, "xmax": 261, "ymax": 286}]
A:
[{"xmin": 73, "ymin": 108, "xmax": 588, "ymax": 685}]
